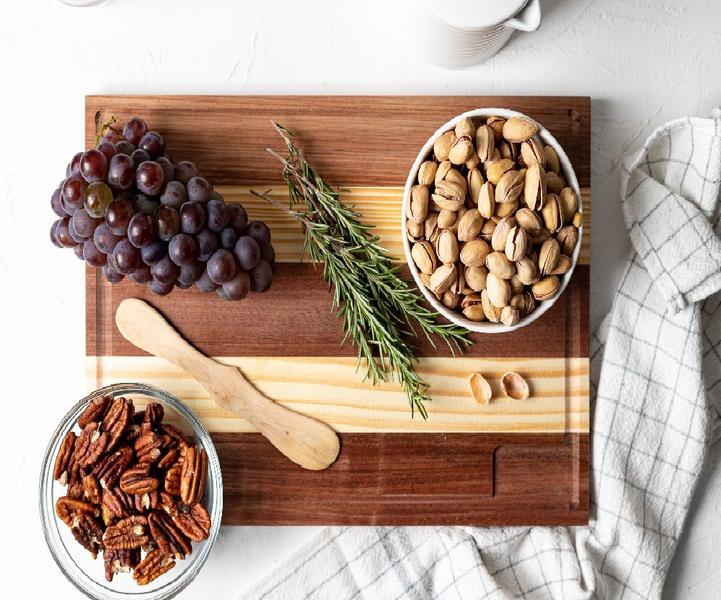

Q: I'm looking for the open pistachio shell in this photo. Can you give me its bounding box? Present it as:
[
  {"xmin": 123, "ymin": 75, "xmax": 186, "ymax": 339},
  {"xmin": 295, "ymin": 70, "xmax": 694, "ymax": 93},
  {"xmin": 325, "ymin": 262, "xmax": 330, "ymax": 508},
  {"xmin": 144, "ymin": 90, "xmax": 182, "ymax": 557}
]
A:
[
  {"xmin": 469, "ymin": 373, "xmax": 493, "ymax": 405},
  {"xmin": 501, "ymin": 372, "xmax": 530, "ymax": 400}
]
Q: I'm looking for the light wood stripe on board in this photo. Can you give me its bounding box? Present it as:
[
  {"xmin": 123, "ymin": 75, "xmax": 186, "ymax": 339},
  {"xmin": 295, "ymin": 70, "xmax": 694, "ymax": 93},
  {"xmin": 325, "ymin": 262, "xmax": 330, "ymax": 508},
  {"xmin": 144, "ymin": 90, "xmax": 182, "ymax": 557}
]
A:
[
  {"xmin": 87, "ymin": 356, "xmax": 589, "ymax": 433},
  {"xmin": 218, "ymin": 185, "xmax": 591, "ymax": 265}
]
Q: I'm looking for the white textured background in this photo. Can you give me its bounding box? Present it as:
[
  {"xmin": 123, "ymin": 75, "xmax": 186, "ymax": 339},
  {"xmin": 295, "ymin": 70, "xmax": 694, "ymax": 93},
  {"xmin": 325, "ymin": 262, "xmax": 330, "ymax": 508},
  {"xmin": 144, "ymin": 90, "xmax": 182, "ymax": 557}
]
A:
[{"xmin": 1, "ymin": 0, "xmax": 720, "ymax": 597}]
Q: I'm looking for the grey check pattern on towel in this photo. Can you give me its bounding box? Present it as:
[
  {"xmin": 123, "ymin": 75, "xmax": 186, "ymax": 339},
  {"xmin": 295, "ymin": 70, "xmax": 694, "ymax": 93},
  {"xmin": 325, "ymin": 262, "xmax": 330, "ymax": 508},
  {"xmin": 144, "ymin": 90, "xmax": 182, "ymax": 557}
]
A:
[{"xmin": 243, "ymin": 113, "xmax": 721, "ymax": 600}]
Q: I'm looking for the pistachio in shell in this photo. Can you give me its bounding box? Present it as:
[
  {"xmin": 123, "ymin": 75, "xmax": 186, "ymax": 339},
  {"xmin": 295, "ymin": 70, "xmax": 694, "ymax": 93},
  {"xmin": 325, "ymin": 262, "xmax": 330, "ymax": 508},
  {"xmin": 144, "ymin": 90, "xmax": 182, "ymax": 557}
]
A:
[
  {"xmin": 502, "ymin": 117, "xmax": 539, "ymax": 143},
  {"xmin": 418, "ymin": 160, "xmax": 438, "ymax": 186},
  {"xmin": 433, "ymin": 130, "xmax": 456, "ymax": 162}
]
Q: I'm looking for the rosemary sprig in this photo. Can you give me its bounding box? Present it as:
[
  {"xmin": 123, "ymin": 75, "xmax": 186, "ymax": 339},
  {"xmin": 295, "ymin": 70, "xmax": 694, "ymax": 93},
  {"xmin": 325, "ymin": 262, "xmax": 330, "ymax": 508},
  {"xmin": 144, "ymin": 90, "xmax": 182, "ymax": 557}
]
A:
[{"xmin": 251, "ymin": 122, "xmax": 470, "ymax": 418}]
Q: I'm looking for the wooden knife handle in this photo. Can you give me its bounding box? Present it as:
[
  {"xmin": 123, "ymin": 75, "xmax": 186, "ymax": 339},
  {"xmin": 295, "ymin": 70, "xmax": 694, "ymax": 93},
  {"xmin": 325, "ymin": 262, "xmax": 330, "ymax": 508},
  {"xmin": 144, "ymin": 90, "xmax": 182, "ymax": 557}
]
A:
[{"xmin": 115, "ymin": 298, "xmax": 340, "ymax": 470}]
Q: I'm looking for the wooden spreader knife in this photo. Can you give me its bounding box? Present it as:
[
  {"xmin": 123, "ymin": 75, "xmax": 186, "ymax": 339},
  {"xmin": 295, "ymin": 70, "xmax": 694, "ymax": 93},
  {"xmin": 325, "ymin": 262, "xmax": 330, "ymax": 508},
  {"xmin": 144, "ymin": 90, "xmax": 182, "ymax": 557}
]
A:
[{"xmin": 115, "ymin": 298, "xmax": 340, "ymax": 470}]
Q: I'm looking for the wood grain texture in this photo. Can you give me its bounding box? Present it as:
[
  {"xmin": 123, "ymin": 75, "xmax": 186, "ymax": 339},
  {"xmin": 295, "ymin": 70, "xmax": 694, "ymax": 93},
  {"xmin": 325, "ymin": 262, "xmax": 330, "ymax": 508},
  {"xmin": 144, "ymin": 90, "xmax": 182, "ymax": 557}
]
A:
[
  {"xmin": 215, "ymin": 432, "xmax": 589, "ymax": 525},
  {"xmin": 85, "ymin": 95, "xmax": 590, "ymax": 524},
  {"xmin": 87, "ymin": 356, "xmax": 589, "ymax": 433}
]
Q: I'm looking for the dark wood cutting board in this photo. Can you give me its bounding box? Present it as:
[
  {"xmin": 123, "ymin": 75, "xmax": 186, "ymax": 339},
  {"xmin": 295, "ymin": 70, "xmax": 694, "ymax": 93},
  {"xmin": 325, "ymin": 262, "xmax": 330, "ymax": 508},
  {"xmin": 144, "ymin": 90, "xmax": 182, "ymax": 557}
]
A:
[{"xmin": 85, "ymin": 95, "xmax": 590, "ymax": 525}]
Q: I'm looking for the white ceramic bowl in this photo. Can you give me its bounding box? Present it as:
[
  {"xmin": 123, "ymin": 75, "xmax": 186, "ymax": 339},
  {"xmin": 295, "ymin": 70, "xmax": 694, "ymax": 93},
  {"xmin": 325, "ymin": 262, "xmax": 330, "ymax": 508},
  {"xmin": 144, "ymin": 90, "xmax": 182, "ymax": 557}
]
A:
[{"xmin": 401, "ymin": 108, "xmax": 583, "ymax": 333}]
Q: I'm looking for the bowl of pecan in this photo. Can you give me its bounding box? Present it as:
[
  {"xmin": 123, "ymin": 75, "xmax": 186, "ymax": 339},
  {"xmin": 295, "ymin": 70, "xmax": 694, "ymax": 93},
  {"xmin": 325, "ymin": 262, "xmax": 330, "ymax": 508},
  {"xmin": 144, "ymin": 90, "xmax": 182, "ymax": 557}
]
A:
[{"xmin": 39, "ymin": 383, "xmax": 222, "ymax": 599}]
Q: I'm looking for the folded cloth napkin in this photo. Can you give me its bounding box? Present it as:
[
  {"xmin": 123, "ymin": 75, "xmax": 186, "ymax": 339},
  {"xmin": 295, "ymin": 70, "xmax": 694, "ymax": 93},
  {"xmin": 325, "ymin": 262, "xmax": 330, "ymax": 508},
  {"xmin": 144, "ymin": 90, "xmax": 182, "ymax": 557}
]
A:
[{"xmin": 242, "ymin": 112, "xmax": 721, "ymax": 600}]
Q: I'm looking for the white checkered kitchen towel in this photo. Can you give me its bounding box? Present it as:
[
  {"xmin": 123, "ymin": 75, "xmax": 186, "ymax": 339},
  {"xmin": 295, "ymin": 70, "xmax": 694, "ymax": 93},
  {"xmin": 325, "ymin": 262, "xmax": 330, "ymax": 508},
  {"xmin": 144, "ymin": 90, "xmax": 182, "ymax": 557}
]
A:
[{"xmin": 242, "ymin": 111, "xmax": 721, "ymax": 600}]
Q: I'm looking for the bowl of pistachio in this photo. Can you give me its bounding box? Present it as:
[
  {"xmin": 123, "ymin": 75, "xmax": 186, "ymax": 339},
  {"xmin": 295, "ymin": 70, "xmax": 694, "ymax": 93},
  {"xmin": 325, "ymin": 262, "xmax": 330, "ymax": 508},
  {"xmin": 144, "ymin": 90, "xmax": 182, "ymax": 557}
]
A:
[{"xmin": 402, "ymin": 108, "xmax": 583, "ymax": 333}]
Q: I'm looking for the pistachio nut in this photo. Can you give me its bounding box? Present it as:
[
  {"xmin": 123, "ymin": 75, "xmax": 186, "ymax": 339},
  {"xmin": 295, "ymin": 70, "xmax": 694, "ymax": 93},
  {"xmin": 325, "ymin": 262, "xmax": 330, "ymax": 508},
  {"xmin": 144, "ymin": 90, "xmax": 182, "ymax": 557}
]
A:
[
  {"xmin": 502, "ymin": 117, "xmax": 539, "ymax": 143},
  {"xmin": 429, "ymin": 263, "xmax": 457, "ymax": 295},
  {"xmin": 524, "ymin": 164, "xmax": 546, "ymax": 211},
  {"xmin": 433, "ymin": 130, "xmax": 456, "ymax": 162},
  {"xmin": 572, "ymin": 211, "xmax": 583, "ymax": 228},
  {"xmin": 486, "ymin": 251, "xmax": 516, "ymax": 280},
  {"xmin": 480, "ymin": 218, "xmax": 496, "ymax": 241},
  {"xmin": 461, "ymin": 293, "xmax": 485, "ymax": 322},
  {"xmin": 538, "ymin": 238, "xmax": 560, "ymax": 276},
  {"xmin": 491, "ymin": 216, "xmax": 516, "ymax": 252},
  {"xmin": 406, "ymin": 219, "xmax": 424, "ymax": 243},
  {"xmin": 481, "ymin": 289, "xmax": 502, "ymax": 322},
  {"xmin": 436, "ymin": 229, "xmax": 459, "ymax": 264},
  {"xmin": 486, "ymin": 116, "xmax": 506, "ymax": 142},
  {"xmin": 520, "ymin": 138, "xmax": 546, "ymax": 168},
  {"xmin": 424, "ymin": 212, "xmax": 440, "ymax": 243},
  {"xmin": 418, "ymin": 160, "xmax": 438, "ymax": 186},
  {"xmin": 515, "ymin": 207, "xmax": 543, "ymax": 236},
  {"xmin": 460, "ymin": 239, "xmax": 491, "ymax": 268},
  {"xmin": 475, "ymin": 124, "xmax": 495, "ymax": 162},
  {"xmin": 557, "ymin": 225, "xmax": 579, "ymax": 255},
  {"xmin": 515, "ymin": 256, "xmax": 539, "ymax": 286},
  {"xmin": 486, "ymin": 272, "xmax": 511, "ymax": 308},
  {"xmin": 550, "ymin": 254, "xmax": 573, "ymax": 275},
  {"xmin": 495, "ymin": 170, "xmax": 524, "ymax": 204},
  {"xmin": 485, "ymin": 158, "xmax": 514, "ymax": 185},
  {"xmin": 544, "ymin": 145, "xmax": 560, "ymax": 173},
  {"xmin": 437, "ymin": 209, "xmax": 457, "ymax": 229},
  {"xmin": 469, "ymin": 372, "xmax": 492, "ymax": 405},
  {"xmin": 455, "ymin": 117, "xmax": 476, "ymax": 138},
  {"xmin": 546, "ymin": 171, "xmax": 565, "ymax": 194},
  {"xmin": 504, "ymin": 225, "xmax": 528, "ymax": 262},
  {"xmin": 407, "ymin": 184, "xmax": 429, "ymax": 224},
  {"xmin": 500, "ymin": 305, "xmax": 520, "ymax": 327},
  {"xmin": 511, "ymin": 291, "xmax": 536, "ymax": 316},
  {"xmin": 541, "ymin": 194, "xmax": 562, "ymax": 233},
  {"xmin": 467, "ymin": 168, "xmax": 485, "ymax": 206},
  {"xmin": 411, "ymin": 241, "xmax": 437, "ymax": 275},
  {"xmin": 532, "ymin": 275, "xmax": 560, "ymax": 301},
  {"xmin": 457, "ymin": 209, "xmax": 484, "ymax": 242},
  {"xmin": 559, "ymin": 187, "xmax": 578, "ymax": 224},
  {"xmin": 509, "ymin": 274, "xmax": 524, "ymax": 295},
  {"xmin": 478, "ymin": 182, "xmax": 496, "ymax": 219},
  {"xmin": 448, "ymin": 135, "xmax": 474, "ymax": 165},
  {"xmin": 464, "ymin": 265, "xmax": 488, "ymax": 292}
]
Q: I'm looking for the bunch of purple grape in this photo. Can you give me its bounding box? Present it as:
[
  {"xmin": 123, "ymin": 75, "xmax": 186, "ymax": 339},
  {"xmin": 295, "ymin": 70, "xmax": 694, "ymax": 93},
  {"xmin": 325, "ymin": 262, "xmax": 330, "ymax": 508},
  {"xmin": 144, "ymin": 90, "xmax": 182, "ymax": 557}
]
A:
[{"xmin": 49, "ymin": 117, "xmax": 274, "ymax": 299}]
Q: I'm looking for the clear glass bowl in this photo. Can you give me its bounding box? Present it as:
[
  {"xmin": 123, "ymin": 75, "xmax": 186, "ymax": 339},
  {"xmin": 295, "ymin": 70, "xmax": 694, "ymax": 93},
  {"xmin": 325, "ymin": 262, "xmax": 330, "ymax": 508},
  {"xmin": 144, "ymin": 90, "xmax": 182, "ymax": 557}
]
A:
[{"xmin": 39, "ymin": 383, "xmax": 223, "ymax": 600}]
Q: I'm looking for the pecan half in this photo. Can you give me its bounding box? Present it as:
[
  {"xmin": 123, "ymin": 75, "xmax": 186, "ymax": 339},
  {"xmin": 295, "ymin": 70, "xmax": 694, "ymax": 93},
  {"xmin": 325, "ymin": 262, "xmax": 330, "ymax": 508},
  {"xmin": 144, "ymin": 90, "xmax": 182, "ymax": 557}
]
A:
[
  {"xmin": 148, "ymin": 510, "xmax": 192, "ymax": 559},
  {"xmin": 92, "ymin": 445, "xmax": 133, "ymax": 489},
  {"xmin": 70, "ymin": 512, "xmax": 104, "ymax": 559},
  {"xmin": 180, "ymin": 447, "xmax": 207, "ymax": 506},
  {"xmin": 73, "ymin": 422, "xmax": 108, "ymax": 468},
  {"xmin": 102, "ymin": 486, "xmax": 132, "ymax": 519},
  {"xmin": 160, "ymin": 423, "xmax": 190, "ymax": 450},
  {"xmin": 172, "ymin": 502, "xmax": 210, "ymax": 542},
  {"xmin": 133, "ymin": 549, "xmax": 176, "ymax": 586},
  {"xmin": 134, "ymin": 431, "xmax": 163, "ymax": 464},
  {"xmin": 164, "ymin": 464, "xmax": 182, "ymax": 496},
  {"xmin": 159, "ymin": 491, "xmax": 178, "ymax": 517},
  {"xmin": 103, "ymin": 548, "xmax": 140, "ymax": 582},
  {"xmin": 78, "ymin": 396, "xmax": 111, "ymax": 429},
  {"xmin": 143, "ymin": 402, "xmax": 164, "ymax": 428},
  {"xmin": 134, "ymin": 491, "xmax": 159, "ymax": 513},
  {"xmin": 103, "ymin": 515, "xmax": 149, "ymax": 550},
  {"xmin": 67, "ymin": 471, "xmax": 85, "ymax": 500},
  {"xmin": 56, "ymin": 496, "xmax": 99, "ymax": 526},
  {"xmin": 53, "ymin": 431, "xmax": 76, "ymax": 483},
  {"xmin": 101, "ymin": 397, "xmax": 133, "ymax": 452},
  {"xmin": 83, "ymin": 474, "xmax": 102, "ymax": 505},
  {"xmin": 120, "ymin": 464, "xmax": 159, "ymax": 495},
  {"xmin": 157, "ymin": 447, "xmax": 179, "ymax": 470}
]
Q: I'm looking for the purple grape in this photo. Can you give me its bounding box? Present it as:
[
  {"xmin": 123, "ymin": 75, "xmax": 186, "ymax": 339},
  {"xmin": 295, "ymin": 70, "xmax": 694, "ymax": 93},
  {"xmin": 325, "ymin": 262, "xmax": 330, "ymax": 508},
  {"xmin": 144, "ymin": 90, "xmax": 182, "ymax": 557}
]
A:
[
  {"xmin": 102, "ymin": 263, "xmax": 124, "ymax": 284},
  {"xmin": 96, "ymin": 141, "xmax": 117, "ymax": 163},
  {"xmin": 177, "ymin": 260, "xmax": 205, "ymax": 285},
  {"xmin": 128, "ymin": 212, "xmax": 157, "ymax": 248},
  {"xmin": 219, "ymin": 227, "xmax": 238, "ymax": 250},
  {"xmin": 133, "ymin": 194, "xmax": 159, "ymax": 215},
  {"xmin": 149, "ymin": 279, "xmax": 174, "ymax": 296},
  {"xmin": 80, "ymin": 149, "xmax": 108, "ymax": 183},
  {"xmin": 61, "ymin": 175, "xmax": 87, "ymax": 215},
  {"xmin": 69, "ymin": 217, "xmax": 88, "ymax": 243},
  {"xmin": 195, "ymin": 229, "xmax": 219, "ymax": 261},
  {"xmin": 67, "ymin": 152, "xmax": 83, "ymax": 177},
  {"xmin": 55, "ymin": 217, "xmax": 75, "ymax": 247},
  {"xmin": 187, "ymin": 176, "xmax": 212, "ymax": 204},
  {"xmin": 246, "ymin": 221, "xmax": 271, "ymax": 244},
  {"xmin": 227, "ymin": 204, "xmax": 248, "ymax": 232},
  {"xmin": 156, "ymin": 156, "xmax": 175, "ymax": 182},
  {"xmin": 129, "ymin": 264, "xmax": 152, "ymax": 284},
  {"xmin": 160, "ymin": 181, "xmax": 187, "ymax": 209},
  {"xmin": 131, "ymin": 149, "xmax": 151, "ymax": 168},
  {"xmin": 105, "ymin": 197, "xmax": 134, "ymax": 236},
  {"xmin": 175, "ymin": 281, "xmax": 193, "ymax": 290},
  {"xmin": 195, "ymin": 271, "xmax": 219, "ymax": 292},
  {"xmin": 206, "ymin": 199, "xmax": 229, "ymax": 232},
  {"xmin": 84, "ymin": 182, "xmax": 113, "ymax": 218},
  {"xmin": 233, "ymin": 236, "xmax": 261, "ymax": 271},
  {"xmin": 115, "ymin": 140, "xmax": 136, "ymax": 156},
  {"xmin": 138, "ymin": 131, "xmax": 164, "ymax": 158},
  {"xmin": 112, "ymin": 238, "xmax": 141, "ymax": 274},
  {"xmin": 123, "ymin": 117, "xmax": 148, "ymax": 145},
  {"xmin": 168, "ymin": 233, "xmax": 198, "ymax": 266},
  {"xmin": 155, "ymin": 206, "xmax": 180, "ymax": 241},
  {"xmin": 206, "ymin": 249, "xmax": 236, "ymax": 284},
  {"xmin": 174, "ymin": 161, "xmax": 198, "ymax": 185},
  {"xmin": 258, "ymin": 239, "xmax": 276, "ymax": 264},
  {"xmin": 71, "ymin": 208, "xmax": 102, "ymax": 239},
  {"xmin": 83, "ymin": 239, "xmax": 107, "ymax": 267},
  {"xmin": 50, "ymin": 221, "xmax": 64, "ymax": 248},
  {"xmin": 93, "ymin": 223, "xmax": 121, "ymax": 254},
  {"xmin": 73, "ymin": 243, "xmax": 85, "ymax": 260},
  {"xmin": 250, "ymin": 260, "xmax": 273, "ymax": 292},
  {"xmin": 180, "ymin": 202, "xmax": 205, "ymax": 235},
  {"xmin": 107, "ymin": 154, "xmax": 135, "ymax": 190},
  {"xmin": 100, "ymin": 130, "xmax": 122, "ymax": 145},
  {"xmin": 222, "ymin": 271, "xmax": 250, "ymax": 301},
  {"xmin": 151, "ymin": 255, "xmax": 179, "ymax": 284},
  {"xmin": 141, "ymin": 241, "xmax": 166, "ymax": 266},
  {"xmin": 51, "ymin": 187, "xmax": 65, "ymax": 217},
  {"xmin": 136, "ymin": 161, "xmax": 165, "ymax": 196}
]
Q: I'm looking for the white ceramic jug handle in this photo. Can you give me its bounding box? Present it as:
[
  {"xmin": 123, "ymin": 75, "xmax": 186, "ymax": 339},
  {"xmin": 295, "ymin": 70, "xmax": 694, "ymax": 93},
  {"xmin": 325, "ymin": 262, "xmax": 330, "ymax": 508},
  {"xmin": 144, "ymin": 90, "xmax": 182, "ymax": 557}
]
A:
[{"xmin": 506, "ymin": 0, "xmax": 542, "ymax": 32}]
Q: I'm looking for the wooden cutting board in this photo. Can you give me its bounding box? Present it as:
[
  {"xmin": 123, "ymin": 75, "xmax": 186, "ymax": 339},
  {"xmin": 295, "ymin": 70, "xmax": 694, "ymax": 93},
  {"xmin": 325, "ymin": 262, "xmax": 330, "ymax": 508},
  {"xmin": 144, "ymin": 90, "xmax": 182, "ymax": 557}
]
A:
[{"xmin": 85, "ymin": 95, "xmax": 590, "ymax": 526}]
